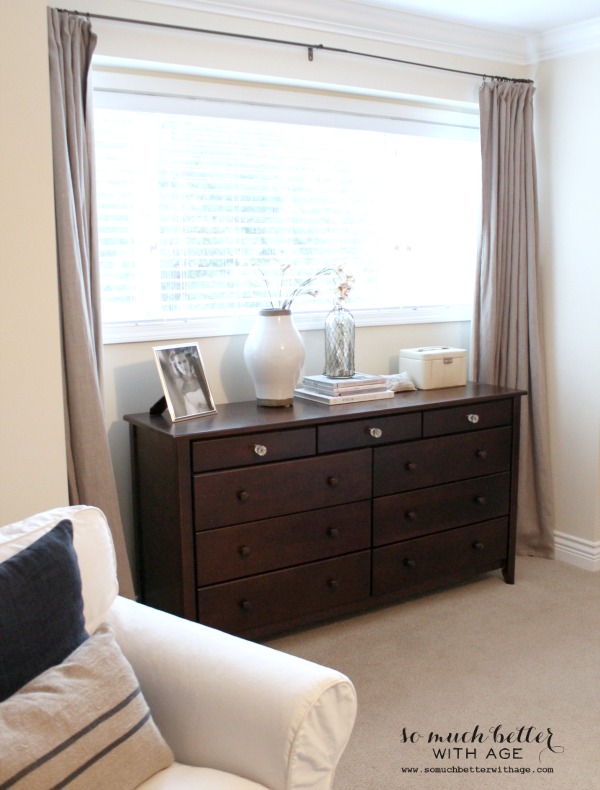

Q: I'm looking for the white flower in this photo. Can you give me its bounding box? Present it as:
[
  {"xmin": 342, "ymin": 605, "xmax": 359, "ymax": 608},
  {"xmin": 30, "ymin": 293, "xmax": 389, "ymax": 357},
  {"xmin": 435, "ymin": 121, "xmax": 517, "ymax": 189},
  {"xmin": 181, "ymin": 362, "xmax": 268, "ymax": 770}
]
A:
[
  {"xmin": 334, "ymin": 266, "xmax": 354, "ymax": 305},
  {"xmin": 253, "ymin": 261, "xmax": 353, "ymax": 310}
]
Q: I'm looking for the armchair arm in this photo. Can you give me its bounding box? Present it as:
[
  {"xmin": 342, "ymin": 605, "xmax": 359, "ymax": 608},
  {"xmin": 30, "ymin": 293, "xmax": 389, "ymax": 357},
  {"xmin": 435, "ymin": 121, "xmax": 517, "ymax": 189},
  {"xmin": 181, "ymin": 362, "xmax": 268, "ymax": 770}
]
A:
[{"xmin": 107, "ymin": 597, "xmax": 356, "ymax": 790}]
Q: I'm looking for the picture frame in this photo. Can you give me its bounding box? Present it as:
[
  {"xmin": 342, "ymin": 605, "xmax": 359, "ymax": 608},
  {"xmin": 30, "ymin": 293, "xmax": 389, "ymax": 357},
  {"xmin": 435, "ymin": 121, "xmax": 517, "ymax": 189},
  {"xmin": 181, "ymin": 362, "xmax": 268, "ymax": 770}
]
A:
[{"xmin": 153, "ymin": 343, "xmax": 217, "ymax": 421}]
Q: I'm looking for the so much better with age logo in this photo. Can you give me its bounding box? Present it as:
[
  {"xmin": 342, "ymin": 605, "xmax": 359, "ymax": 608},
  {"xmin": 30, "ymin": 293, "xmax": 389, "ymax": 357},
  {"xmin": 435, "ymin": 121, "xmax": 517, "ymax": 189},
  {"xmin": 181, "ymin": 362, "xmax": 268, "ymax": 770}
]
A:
[{"xmin": 398, "ymin": 723, "xmax": 564, "ymax": 778}]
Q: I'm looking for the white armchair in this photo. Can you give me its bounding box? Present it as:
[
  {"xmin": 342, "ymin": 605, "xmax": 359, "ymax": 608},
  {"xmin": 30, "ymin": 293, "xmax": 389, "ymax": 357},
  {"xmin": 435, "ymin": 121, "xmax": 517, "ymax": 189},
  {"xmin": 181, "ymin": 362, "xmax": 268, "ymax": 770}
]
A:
[{"xmin": 0, "ymin": 506, "xmax": 357, "ymax": 789}]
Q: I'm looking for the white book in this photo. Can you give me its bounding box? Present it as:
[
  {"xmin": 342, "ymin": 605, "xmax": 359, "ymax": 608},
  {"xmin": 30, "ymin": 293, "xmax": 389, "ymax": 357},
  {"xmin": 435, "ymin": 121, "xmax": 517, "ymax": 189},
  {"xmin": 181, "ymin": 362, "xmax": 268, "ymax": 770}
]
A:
[
  {"xmin": 307, "ymin": 384, "xmax": 390, "ymax": 397},
  {"xmin": 294, "ymin": 387, "xmax": 394, "ymax": 405},
  {"xmin": 302, "ymin": 372, "xmax": 388, "ymax": 392},
  {"xmin": 302, "ymin": 381, "xmax": 389, "ymax": 395}
]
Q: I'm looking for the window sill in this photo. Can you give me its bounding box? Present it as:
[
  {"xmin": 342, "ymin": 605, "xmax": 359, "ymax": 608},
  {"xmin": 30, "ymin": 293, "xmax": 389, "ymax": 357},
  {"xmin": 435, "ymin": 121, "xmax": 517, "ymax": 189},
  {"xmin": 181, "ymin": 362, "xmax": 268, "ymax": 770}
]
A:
[{"xmin": 102, "ymin": 305, "xmax": 472, "ymax": 344}]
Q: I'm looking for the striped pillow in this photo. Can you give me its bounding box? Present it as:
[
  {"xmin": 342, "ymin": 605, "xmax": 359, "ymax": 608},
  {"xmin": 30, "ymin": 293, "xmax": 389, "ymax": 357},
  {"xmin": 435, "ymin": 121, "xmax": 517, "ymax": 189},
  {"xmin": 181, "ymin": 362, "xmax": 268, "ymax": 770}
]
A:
[{"xmin": 0, "ymin": 623, "xmax": 173, "ymax": 789}]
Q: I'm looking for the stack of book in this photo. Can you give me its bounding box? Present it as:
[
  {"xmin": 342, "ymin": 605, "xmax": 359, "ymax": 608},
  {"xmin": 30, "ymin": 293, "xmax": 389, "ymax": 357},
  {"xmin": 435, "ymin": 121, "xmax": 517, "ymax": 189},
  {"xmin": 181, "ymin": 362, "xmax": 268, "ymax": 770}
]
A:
[{"xmin": 294, "ymin": 373, "xmax": 393, "ymax": 405}]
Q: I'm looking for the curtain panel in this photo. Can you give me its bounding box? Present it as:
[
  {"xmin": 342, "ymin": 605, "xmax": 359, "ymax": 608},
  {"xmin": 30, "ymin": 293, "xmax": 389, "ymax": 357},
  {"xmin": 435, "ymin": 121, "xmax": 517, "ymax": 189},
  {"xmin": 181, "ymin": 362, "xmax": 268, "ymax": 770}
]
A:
[
  {"xmin": 48, "ymin": 9, "xmax": 134, "ymax": 597},
  {"xmin": 472, "ymin": 80, "xmax": 554, "ymax": 558}
]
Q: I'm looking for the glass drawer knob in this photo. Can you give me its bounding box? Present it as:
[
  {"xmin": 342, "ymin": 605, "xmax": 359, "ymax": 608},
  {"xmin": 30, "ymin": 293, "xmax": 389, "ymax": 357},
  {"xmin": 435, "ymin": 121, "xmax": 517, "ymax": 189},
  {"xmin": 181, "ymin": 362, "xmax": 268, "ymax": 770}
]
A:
[
  {"xmin": 254, "ymin": 444, "xmax": 267, "ymax": 457},
  {"xmin": 467, "ymin": 413, "xmax": 480, "ymax": 424},
  {"xmin": 369, "ymin": 427, "xmax": 383, "ymax": 439}
]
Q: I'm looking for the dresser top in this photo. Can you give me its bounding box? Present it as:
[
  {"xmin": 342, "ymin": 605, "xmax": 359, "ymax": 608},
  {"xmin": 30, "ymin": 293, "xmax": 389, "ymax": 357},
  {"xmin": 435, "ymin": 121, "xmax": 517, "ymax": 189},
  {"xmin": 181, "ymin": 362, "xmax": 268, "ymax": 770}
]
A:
[{"xmin": 125, "ymin": 382, "xmax": 525, "ymax": 440}]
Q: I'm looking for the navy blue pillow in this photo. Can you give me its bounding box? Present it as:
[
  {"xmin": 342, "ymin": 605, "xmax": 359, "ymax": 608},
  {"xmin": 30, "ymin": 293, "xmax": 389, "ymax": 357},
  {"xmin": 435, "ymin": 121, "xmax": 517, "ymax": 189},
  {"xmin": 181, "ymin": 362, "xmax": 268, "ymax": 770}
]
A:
[{"xmin": 0, "ymin": 519, "xmax": 88, "ymax": 702}]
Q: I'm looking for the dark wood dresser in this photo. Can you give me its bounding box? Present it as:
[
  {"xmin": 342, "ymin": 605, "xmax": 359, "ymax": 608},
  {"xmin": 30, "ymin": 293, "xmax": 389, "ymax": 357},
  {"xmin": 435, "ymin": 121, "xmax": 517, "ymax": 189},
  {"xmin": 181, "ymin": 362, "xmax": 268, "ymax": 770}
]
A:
[{"xmin": 125, "ymin": 382, "xmax": 523, "ymax": 639}]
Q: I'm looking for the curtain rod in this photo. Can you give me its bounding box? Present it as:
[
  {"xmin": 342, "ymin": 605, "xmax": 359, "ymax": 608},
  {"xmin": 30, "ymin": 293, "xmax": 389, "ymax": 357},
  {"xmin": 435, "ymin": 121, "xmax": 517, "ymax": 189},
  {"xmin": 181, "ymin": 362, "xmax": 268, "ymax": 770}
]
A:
[{"xmin": 60, "ymin": 9, "xmax": 533, "ymax": 85}]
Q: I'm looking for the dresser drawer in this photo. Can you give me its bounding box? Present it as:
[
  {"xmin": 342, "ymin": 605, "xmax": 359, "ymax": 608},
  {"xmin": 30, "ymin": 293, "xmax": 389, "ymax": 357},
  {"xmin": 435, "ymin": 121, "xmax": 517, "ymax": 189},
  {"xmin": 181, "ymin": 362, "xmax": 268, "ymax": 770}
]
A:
[
  {"xmin": 318, "ymin": 412, "xmax": 421, "ymax": 453},
  {"xmin": 197, "ymin": 551, "xmax": 371, "ymax": 633},
  {"xmin": 373, "ymin": 473, "xmax": 510, "ymax": 546},
  {"xmin": 372, "ymin": 518, "xmax": 508, "ymax": 597},
  {"xmin": 423, "ymin": 398, "xmax": 513, "ymax": 437},
  {"xmin": 373, "ymin": 427, "xmax": 512, "ymax": 496},
  {"xmin": 192, "ymin": 427, "xmax": 315, "ymax": 472},
  {"xmin": 197, "ymin": 501, "xmax": 371, "ymax": 585},
  {"xmin": 194, "ymin": 448, "xmax": 372, "ymax": 530}
]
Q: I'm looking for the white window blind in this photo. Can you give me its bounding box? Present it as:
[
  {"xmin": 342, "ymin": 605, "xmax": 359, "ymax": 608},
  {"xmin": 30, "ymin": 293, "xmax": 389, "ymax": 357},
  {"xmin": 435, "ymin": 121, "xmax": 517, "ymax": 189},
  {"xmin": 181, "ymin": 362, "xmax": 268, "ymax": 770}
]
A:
[{"xmin": 93, "ymin": 87, "xmax": 480, "ymax": 341}]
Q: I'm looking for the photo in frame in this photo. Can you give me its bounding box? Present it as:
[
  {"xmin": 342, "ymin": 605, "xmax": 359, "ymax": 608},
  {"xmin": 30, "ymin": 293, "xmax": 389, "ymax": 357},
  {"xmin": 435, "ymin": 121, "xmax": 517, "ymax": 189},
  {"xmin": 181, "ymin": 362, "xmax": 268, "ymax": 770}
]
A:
[{"xmin": 153, "ymin": 343, "xmax": 217, "ymax": 421}]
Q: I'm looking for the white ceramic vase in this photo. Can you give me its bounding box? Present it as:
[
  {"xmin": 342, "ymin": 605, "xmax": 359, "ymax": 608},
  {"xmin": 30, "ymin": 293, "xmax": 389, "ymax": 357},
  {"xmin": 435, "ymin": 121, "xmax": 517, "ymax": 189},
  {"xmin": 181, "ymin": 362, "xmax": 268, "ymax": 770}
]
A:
[{"xmin": 244, "ymin": 308, "xmax": 305, "ymax": 407}]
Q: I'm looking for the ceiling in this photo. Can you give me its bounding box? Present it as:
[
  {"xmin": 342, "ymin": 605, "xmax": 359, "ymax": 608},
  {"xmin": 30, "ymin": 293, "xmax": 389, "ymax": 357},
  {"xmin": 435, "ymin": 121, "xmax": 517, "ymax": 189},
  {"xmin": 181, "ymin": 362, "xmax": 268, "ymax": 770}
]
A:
[{"xmin": 350, "ymin": 0, "xmax": 600, "ymax": 35}]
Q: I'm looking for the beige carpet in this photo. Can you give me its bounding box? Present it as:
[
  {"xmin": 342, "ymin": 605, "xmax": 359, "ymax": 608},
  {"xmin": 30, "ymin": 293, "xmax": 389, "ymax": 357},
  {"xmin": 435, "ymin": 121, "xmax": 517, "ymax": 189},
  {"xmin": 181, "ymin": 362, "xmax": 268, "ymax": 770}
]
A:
[{"xmin": 267, "ymin": 557, "xmax": 600, "ymax": 789}]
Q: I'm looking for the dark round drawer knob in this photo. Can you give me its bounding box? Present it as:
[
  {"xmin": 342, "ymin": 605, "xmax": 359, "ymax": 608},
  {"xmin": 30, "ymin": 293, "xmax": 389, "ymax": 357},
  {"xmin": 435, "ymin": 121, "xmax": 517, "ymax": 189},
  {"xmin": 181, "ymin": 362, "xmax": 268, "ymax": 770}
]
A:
[
  {"xmin": 327, "ymin": 527, "xmax": 340, "ymax": 538},
  {"xmin": 472, "ymin": 541, "xmax": 485, "ymax": 551},
  {"xmin": 404, "ymin": 558, "xmax": 416, "ymax": 569},
  {"xmin": 328, "ymin": 578, "xmax": 339, "ymax": 591},
  {"xmin": 476, "ymin": 449, "xmax": 488, "ymax": 460},
  {"xmin": 237, "ymin": 489, "xmax": 250, "ymax": 502},
  {"xmin": 238, "ymin": 545, "xmax": 251, "ymax": 558},
  {"xmin": 239, "ymin": 599, "xmax": 252, "ymax": 612},
  {"xmin": 327, "ymin": 476, "xmax": 339, "ymax": 487},
  {"xmin": 474, "ymin": 496, "xmax": 487, "ymax": 506},
  {"xmin": 405, "ymin": 510, "xmax": 417, "ymax": 521},
  {"xmin": 406, "ymin": 461, "xmax": 417, "ymax": 472}
]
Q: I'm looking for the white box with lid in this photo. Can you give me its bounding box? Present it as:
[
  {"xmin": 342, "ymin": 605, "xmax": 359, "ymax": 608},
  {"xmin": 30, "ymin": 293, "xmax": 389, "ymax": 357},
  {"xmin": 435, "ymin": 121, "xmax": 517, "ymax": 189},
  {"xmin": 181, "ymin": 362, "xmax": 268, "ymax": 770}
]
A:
[{"xmin": 399, "ymin": 346, "xmax": 467, "ymax": 390}]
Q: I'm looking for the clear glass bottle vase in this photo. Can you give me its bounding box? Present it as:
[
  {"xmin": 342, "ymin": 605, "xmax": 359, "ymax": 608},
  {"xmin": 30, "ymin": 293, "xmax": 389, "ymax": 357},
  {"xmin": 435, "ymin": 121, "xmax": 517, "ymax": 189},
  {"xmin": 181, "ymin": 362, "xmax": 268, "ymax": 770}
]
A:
[{"xmin": 324, "ymin": 303, "xmax": 355, "ymax": 378}]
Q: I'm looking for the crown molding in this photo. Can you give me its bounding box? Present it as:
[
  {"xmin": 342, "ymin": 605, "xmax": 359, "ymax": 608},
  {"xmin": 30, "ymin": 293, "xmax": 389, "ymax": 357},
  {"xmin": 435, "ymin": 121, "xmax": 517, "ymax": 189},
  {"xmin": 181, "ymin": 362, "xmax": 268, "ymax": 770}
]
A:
[
  {"xmin": 136, "ymin": 0, "xmax": 600, "ymax": 64},
  {"xmin": 534, "ymin": 17, "xmax": 600, "ymax": 61},
  {"xmin": 137, "ymin": 0, "xmax": 530, "ymax": 63}
]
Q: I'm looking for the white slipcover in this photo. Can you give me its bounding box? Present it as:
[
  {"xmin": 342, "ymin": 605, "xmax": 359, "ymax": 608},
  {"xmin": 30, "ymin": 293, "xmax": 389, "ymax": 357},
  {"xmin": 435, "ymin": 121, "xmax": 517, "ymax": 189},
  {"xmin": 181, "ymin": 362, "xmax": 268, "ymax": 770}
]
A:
[{"xmin": 0, "ymin": 506, "xmax": 357, "ymax": 789}]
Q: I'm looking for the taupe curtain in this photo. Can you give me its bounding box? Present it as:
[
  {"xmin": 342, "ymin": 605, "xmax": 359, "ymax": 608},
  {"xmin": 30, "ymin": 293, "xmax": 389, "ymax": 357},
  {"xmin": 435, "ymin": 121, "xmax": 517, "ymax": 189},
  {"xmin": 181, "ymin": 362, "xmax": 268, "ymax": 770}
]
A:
[
  {"xmin": 472, "ymin": 79, "xmax": 554, "ymax": 558},
  {"xmin": 48, "ymin": 9, "xmax": 135, "ymax": 597}
]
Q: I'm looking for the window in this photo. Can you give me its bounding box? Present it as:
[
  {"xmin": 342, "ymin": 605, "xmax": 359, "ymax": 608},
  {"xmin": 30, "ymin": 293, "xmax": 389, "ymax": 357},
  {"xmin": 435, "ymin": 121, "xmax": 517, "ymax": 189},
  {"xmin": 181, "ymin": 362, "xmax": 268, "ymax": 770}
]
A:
[{"xmin": 93, "ymin": 83, "xmax": 480, "ymax": 342}]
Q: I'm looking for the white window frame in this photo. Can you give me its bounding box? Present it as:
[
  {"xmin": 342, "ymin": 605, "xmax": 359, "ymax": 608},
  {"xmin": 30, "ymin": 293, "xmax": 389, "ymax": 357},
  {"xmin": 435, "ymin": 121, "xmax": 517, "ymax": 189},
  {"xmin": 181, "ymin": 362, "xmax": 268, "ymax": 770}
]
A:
[{"xmin": 93, "ymin": 63, "xmax": 480, "ymax": 344}]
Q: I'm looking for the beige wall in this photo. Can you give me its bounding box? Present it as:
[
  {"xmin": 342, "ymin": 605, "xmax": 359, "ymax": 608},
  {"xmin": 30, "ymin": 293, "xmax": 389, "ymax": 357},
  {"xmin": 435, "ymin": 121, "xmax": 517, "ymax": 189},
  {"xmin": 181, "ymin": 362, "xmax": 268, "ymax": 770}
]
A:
[
  {"xmin": 535, "ymin": 49, "xmax": 600, "ymax": 559},
  {"xmin": 2, "ymin": 1, "xmax": 598, "ymax": 569},
  {"xmin": 0, "ymin": 1, "xmax": 68, "ymax": 523}
]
